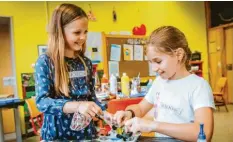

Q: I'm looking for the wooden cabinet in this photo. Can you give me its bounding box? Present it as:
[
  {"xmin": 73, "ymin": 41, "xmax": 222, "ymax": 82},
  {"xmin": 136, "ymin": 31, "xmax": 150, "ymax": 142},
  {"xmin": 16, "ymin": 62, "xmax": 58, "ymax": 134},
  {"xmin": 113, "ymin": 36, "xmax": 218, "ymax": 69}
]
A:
[{"xmin": 205, "ymin": 2, "xmax": 233, "ymax": 103}]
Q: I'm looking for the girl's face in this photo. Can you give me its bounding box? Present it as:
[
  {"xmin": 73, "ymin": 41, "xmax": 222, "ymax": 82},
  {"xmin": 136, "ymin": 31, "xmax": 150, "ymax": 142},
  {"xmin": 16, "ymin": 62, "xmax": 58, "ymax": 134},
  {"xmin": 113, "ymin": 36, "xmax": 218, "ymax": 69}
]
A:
[
  {"xmin": 147, "ymin": 45, "xmax": 180, "ymax": 80},
  {"xmin": 63, "ymin": 17, "xmax": 88, "ymax": 52}
]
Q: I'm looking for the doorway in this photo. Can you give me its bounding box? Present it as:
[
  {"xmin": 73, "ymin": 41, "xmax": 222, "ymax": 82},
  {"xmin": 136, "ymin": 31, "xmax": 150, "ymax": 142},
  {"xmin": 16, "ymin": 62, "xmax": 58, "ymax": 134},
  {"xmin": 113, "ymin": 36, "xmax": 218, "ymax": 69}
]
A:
[{"xmin": 0, "ymin": 16, "xmax": 19, "ymax": 140}]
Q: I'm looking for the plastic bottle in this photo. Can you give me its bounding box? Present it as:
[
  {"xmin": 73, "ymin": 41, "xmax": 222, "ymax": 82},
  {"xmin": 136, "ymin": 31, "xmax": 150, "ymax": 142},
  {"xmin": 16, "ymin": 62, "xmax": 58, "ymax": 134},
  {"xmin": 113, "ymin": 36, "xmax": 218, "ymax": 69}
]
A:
[
  {"xmin": 197, "ymin": 123, "xmax": 206, "ymax": 142},
  {"xmin": 94, "ymin": 72, "xmax": 101, "ymax": 91},
  {"xmin": 110, "ymin": 74, "xmax": 117, "ymax": 95},
  {"xmin": 121, "ymin": 73, "xmax": 130, "ymax": 96},
  {"xmin": 101, "ymin": 74, "xmax": 109, "ymax": 93},
  {"xmin": 115, "ymin": 73, "xmax": 121, "ymax": 93}
]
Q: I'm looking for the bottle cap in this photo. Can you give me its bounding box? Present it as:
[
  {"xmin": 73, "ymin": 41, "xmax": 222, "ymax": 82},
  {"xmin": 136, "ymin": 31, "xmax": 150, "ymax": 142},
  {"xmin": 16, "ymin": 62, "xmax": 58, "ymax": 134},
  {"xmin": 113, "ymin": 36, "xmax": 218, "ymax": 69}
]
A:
[{"xmin": 123, "ymin": 73, "xmax": 126, "ymax": 76}]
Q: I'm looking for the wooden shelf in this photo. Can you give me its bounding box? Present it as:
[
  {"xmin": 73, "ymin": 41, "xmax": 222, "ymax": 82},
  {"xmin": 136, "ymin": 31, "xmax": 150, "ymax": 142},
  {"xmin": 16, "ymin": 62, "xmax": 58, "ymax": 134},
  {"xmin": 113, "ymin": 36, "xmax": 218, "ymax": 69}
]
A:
[
  {"xmin": 189, "ymin": 60, "xmax": 203, "ymax": 77},
  {"xmin": 191, "ymin": 70, "xmax": 202, "ymax": 73},
  {"xmin": 105, "ymin": 34, "xmax": 147, "ymax": 39},
  {"xmin": 190, "ymin": 60, "xmax": 203, "ymax": 64}
]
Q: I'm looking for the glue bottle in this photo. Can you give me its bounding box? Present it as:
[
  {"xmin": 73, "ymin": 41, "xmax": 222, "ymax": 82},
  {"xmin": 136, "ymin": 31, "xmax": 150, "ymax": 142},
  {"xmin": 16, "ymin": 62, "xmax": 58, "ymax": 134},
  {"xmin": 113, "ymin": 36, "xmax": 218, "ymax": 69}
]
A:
[{"xmin": 121, "ymin": 73, "xmax": 130, "ymax": 96}]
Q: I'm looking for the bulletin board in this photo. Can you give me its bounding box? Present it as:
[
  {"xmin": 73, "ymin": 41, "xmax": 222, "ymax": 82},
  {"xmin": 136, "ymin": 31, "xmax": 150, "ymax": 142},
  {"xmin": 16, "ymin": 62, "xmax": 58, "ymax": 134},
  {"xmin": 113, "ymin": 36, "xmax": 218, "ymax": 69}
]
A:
[{"xmin": 103, "ymin": 34, "xmax": 149, "ymax": 78}]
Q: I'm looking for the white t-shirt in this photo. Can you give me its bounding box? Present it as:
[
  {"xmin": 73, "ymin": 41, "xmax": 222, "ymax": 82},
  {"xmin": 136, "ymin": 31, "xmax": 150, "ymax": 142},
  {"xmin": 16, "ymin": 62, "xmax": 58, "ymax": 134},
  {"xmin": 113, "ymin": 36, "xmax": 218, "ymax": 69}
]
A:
[{"xmin": 145, "ymin": 74, "xmax": 215, "ymax": 137}]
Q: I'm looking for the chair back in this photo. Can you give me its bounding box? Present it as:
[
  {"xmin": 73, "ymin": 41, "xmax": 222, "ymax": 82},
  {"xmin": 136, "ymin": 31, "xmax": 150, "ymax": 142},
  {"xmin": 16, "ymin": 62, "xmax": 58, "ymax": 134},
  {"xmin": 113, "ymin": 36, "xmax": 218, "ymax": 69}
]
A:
[
  {"xmin": 25, "ymin": 97, "xmax": 42, "ymax": 118},
  {"xmin": 107, "ymin": 97, "xmax": 143, "ymax": 114},
  {"xmin": 215, "ymin": 77, "xmax": 227, "ymax": 93}
]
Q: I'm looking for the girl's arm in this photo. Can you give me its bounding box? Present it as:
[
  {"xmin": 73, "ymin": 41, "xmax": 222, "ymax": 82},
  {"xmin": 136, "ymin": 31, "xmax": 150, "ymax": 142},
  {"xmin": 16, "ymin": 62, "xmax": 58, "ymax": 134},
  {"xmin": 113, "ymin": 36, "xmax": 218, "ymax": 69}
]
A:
[
  {"xmin": 151, "ymin": 107, "xmax": 213, "ymax": 142},
  {"xmin": 113, "ymin": 98, "xmax": 154, "ymax": 126},
  {"xmin": 125, "ymin": 98, "xmax": 154, "ymax": 117},
  {"xmin": 35, "ymin": 55, "xmax": 75, "ymax": 116}
]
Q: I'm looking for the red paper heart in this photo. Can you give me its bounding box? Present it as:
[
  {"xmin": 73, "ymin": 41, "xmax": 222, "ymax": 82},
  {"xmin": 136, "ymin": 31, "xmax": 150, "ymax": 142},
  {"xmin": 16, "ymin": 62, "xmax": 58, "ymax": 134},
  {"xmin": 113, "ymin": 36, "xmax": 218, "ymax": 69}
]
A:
[{"xmin": 132, "ymin": 24, "xmax": 146, "ymax": 35}]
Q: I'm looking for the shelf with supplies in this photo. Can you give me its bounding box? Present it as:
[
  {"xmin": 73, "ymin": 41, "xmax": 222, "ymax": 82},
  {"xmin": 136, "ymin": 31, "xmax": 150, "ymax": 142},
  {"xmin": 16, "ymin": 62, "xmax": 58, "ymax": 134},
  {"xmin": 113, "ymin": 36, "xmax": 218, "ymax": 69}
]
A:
[
  {"xmin": 190, "ymin": 60, "xmax": 203, "ymax": 77},
  {"xmin": 102, "ymin": 33, "xmax": 149, "ymax": 79}
]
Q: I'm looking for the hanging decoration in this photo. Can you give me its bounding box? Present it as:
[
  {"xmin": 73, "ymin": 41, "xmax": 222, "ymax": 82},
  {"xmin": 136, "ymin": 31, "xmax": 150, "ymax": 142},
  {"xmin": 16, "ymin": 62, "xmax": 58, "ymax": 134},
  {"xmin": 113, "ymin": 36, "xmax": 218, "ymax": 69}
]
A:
[
  {"xmin": 132, "ymin": 8, "xmax": 146, "ymax": 35},
  {"xmin": 113, "ymin": 6, "xmax": 117, "ymax": 22},
  {"xmin": 87, "ymin": 4, "xmax": 97, "ymax": 21}
]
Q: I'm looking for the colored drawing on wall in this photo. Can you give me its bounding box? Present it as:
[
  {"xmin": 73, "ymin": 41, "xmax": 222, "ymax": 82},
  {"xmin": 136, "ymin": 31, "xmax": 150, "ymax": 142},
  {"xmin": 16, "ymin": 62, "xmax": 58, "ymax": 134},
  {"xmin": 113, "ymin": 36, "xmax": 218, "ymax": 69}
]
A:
[
  {"xmin": 21, "ymin": 73, "xmax": 35, "ymax": 87},
  {"xmin": 123, "ymin": 44, "xmax": 133, "ymax": 61}
]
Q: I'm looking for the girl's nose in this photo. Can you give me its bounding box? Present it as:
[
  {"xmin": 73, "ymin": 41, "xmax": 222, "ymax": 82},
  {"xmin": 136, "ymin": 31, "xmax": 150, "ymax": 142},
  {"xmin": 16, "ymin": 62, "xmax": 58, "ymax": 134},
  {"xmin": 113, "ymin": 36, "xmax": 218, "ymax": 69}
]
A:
[{"xmin": 80, "ymin": 34, "xmax": 87, "ymax": 40}]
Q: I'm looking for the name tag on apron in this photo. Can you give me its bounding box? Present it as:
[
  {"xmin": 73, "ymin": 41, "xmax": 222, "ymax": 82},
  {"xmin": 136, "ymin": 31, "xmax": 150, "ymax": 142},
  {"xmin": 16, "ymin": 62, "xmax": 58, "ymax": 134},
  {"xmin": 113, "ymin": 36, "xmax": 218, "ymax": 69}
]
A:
[{"xmin": 69, "ymin": 71, "xmax": 87, "ymax": 78}]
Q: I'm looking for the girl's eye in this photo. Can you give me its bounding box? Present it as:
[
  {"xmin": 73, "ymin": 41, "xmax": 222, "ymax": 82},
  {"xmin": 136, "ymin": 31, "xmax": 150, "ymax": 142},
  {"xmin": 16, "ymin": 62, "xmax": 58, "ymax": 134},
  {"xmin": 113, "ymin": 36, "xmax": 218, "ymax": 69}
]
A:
[
  {"xmin": 74, "ymin": 31, "xmax": 81, "ymax": 35},
  {"xmin": 156, "ymin": 61, "xmax": 161, "ymax": 64}
]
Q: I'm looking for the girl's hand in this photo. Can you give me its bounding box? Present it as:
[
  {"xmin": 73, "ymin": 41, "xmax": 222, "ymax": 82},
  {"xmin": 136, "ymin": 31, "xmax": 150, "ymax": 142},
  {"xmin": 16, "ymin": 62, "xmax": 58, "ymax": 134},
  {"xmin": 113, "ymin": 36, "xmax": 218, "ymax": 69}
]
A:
[
  {"xmin": 113, "ymin": 110, "xmax": 133, "ymax": 127},
  {"xmin": 124, "ymin": 117, "xmax": 157, "ymax": 134},
  {"xmin": 77, "ymin": 101, "xmax": 103, "ymax": 118},
  {"xmin": 102, "ymin": 111, "xmax": 114, "ymax": 125}
]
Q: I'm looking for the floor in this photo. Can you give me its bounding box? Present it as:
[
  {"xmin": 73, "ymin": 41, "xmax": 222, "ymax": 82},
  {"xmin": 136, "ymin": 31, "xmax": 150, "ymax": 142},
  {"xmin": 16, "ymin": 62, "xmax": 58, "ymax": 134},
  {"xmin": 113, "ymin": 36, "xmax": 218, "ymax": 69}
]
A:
[
  {"xmin": 6, "ymin": 105, "xmax": 233, "ymax": 142},
  {"xmin": 212, "ymin": 105, "xmax": 233, "ymax": 142}
]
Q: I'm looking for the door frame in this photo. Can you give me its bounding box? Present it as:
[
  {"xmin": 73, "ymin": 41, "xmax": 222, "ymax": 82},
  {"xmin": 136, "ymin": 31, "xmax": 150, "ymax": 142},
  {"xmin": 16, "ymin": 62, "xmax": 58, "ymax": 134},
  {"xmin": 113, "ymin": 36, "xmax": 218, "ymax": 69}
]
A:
[
  {"xmin": 0, "ymin": 16, "xmax": 18, "ymax": 97},
  {"xmin": 0, "ymin": 16, "xmax": 23, "ymax": 141}
]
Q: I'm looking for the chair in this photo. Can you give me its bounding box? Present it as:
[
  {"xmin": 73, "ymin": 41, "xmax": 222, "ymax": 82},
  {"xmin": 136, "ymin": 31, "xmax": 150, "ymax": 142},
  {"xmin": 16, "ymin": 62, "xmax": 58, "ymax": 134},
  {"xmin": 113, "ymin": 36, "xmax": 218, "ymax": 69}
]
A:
[
  {"xmin": 25, "ymin": 97, "xmax": 43, "ymax": 135},
  {"xmin": 213, "ymin": 77, "xmax": 228, "ymax": 112},
  {"xmin": 107, "ymin": 97, "xmax": 143, "ymax": 114},
  {"xmin": 107, "ymin": 97, "xmax": 155, "ymax": 137}
]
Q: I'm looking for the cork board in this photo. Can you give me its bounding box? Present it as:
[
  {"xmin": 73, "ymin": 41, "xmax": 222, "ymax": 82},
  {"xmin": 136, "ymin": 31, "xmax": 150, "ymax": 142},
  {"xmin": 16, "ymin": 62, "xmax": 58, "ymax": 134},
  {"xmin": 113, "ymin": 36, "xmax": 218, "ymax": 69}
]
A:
[{"xmin": 105, "ymin": 36, "xmax": 149, "ymax": 78}]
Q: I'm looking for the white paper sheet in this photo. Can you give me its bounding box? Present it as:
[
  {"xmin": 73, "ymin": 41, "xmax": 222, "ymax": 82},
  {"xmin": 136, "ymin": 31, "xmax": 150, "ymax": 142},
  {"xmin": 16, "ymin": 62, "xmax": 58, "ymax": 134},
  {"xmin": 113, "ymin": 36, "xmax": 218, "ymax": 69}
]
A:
[
  {"xmin": 134, "ymin": 45, "xmax": 143, "ymax": 61},
  {"xmin": 110, "ymin": 44, "xmax": 121, "ymax": 61},
  {"xmin": 85, "ymin": 32, "xmax": 102, "ymax": 61},
  {"xmin": 108, "ymin": 61, "xmax": 119, "ymax": 76}
]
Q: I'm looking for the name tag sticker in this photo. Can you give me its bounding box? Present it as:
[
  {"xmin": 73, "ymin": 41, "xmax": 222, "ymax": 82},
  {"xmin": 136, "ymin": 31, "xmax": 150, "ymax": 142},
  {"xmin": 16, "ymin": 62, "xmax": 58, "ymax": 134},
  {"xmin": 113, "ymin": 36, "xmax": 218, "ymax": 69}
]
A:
[{"xmin": 69, "ymin": 71, "xmax": 87, "ymax": 78}]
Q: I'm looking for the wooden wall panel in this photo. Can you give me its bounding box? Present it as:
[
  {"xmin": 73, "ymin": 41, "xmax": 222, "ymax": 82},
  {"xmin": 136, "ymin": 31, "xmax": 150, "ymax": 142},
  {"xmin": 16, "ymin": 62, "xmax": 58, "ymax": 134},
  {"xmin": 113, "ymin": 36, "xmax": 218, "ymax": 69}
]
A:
[
  {"xmin": 225, "ymin": 27, "xmax": 233, "ymax": 103},
  {"xmin": 208, "ymin": 29, "xmax": 224, "ymax": 90},
  {"xmin": 0, "ymin": 24, "xmax": 15, "ymax": 133}
]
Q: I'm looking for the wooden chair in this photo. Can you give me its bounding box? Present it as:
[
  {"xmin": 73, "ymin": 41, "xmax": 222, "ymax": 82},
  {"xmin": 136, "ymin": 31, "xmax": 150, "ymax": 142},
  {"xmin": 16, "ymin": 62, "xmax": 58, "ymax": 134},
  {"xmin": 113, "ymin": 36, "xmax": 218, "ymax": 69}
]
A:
[
  {"xmin": 213, "ymin": 77, "xmax": 228, "ymax": 112},
  {"xmin": 25, "ymin": 97, "xmax": 43, "ymax": 135}
]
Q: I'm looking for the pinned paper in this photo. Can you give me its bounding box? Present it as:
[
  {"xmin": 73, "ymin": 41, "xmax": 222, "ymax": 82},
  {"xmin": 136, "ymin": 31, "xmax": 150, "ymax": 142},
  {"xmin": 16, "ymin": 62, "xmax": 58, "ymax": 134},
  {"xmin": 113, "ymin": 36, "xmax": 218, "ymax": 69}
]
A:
[
  {"xmin": 109, "ymin": 61, "xmax": 119, "ymax": 76},
  {"xmin": 123, "ymin": 44, "xmax": 133, "ymax": 61},
  {"xmin": 134, "ymin": 45, "xmax": 143, "ymax": 61},
  {"xmin": 110, "ymin": 44, "xmax": 121, "ymax": 61}
]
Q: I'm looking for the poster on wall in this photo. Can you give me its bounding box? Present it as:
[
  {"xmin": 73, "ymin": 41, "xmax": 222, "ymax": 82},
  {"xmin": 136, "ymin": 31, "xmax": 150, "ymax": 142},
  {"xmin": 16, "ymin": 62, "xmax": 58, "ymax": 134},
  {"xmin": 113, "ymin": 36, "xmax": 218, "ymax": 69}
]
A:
[
  {"xmin": 85, "ymin": 32, "xmax": 102, "ymax": 62},
  {"xmin": 110, "ymin": 44, "xmax": 121, "ymax": 61},
  {"xmin": 38, "ymin": 45, "xmax": 48, "ymax": 56},
  {"xmin": 109, "ymin": 61, "xmax": 119, "ymax": 76},
  {"xmin": 134, "ymin": 45, "xmax": 143, "ymax": 61},
  {"xmin": 21, "ymin": 73, "xmax": 35, "ymax": 87}
]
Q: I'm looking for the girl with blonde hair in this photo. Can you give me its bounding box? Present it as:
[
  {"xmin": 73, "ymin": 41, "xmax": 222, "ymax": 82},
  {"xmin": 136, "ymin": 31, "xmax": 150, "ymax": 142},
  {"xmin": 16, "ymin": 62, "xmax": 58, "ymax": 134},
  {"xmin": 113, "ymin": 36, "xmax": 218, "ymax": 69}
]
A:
[
  {"xmin": 114, "ymin": 26, "xmax": 215, "ymax": 142},
  {"xmin": 35, "ymin": 3, "xmax": 105, "ymax": 141}
]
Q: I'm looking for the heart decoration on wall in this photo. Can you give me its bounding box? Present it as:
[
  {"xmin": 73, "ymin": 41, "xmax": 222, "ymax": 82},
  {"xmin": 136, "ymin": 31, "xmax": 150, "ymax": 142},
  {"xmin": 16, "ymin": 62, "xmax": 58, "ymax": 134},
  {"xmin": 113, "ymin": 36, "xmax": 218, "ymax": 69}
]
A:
[{"xmin": 132, "ymin": 24, "xmax": 146, "ymax": 35}]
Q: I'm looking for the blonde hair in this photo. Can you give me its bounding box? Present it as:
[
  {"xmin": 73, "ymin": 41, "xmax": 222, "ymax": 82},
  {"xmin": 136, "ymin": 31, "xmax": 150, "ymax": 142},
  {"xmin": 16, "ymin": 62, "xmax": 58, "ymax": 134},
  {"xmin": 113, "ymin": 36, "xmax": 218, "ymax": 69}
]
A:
[
  {"xmin": 146, "ymin": 26, "xmax": 192, "ymax": 70},
  {"xmin": 47, "ymin": 3, "xmax": 88, "ymax": 97}
]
